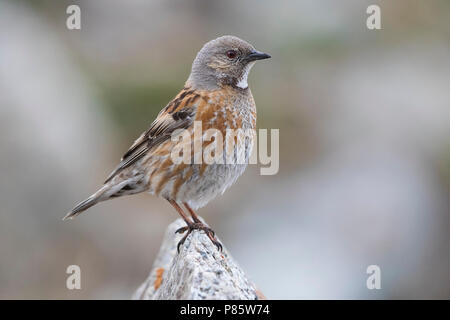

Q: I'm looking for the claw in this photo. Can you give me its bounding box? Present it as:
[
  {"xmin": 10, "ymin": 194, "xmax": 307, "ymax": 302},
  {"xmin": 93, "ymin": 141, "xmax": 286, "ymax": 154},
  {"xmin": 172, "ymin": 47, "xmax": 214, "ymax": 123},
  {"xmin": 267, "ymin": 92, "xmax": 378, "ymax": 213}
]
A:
[
  {"xmin": 175, "ymin": 226, "xmax": 188, "ymax": 234},
  {"xmin": 177, "ymin": 238, "xmax": 184, "ymax": 253},
  {"xmin": 206, "ymin": 231, "xmax": 222, "ymax": 251},
  {"xmin": 213, "ymin": 241, "xmax": 223, "ymax": 252},
  {"xmin": 175, "ymin": 223, "xmax": 222, "ymax": 253}
]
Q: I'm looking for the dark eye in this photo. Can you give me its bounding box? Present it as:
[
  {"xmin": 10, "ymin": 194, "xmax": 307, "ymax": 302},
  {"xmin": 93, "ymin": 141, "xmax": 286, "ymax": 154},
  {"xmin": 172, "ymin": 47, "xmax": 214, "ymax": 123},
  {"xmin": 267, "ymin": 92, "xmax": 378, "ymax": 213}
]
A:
[{"xmin": 226, "ymin": 50, "xmax": 237, "ymax": 59}]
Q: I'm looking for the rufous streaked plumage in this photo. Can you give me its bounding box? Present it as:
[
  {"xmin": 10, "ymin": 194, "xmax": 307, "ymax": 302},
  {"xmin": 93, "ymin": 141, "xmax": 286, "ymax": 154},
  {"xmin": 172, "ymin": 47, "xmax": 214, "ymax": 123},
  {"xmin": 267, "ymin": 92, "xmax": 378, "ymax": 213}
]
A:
[{"xmin": 64, "ymin": 35, "xmax": 270, "ymax": 252}]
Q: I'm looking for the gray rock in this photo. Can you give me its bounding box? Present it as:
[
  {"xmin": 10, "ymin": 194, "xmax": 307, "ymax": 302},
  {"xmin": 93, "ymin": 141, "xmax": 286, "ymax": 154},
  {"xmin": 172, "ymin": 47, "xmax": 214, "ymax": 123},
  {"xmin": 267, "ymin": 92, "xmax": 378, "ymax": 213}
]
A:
[{"xmin": 133, "ymin": 218, "xmax": 264, "ymax": 300}]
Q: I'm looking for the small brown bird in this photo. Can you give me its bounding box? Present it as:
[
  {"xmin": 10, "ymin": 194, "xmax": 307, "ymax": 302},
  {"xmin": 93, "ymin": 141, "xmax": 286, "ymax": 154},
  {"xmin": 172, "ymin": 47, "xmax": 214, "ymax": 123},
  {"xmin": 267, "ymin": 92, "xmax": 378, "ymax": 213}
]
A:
[{"xmin": 64, "ymin": 36, "xmax": 270, "ymax": 252}]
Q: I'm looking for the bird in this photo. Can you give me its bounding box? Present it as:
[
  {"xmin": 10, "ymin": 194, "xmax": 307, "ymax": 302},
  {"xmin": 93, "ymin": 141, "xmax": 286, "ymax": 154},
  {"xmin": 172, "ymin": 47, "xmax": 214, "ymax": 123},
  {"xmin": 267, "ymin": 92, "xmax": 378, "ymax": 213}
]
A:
[{"xmin": 64, "ymin": 35, "xmax": 270, "ymax": 252}]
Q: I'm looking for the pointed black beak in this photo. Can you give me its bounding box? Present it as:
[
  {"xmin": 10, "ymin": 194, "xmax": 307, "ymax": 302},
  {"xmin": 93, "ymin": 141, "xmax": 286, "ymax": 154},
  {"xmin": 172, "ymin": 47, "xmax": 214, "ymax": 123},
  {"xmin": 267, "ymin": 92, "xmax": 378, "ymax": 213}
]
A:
[{"xmin": 245, "ymin": 50, "xmax": 271, "ymax": 62}]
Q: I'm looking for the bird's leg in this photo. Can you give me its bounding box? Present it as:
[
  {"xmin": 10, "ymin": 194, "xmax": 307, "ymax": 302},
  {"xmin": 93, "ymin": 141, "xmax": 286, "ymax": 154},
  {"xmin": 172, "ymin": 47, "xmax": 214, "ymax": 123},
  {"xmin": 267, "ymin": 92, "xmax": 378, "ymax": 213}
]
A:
[
  {"xmin": 167, "ymin": 200, "xmax": 223, "ymax": 252},
  {"xmin": 168, "ymin": 200, "xmax": 194, "ymax": 252},
  {"xmin": 183, "ymin": 202, "xmax": 222, "ymax": 252},
  {"xmin": 168, "ymin": 199, "xmax": 192, "ymax": 232}
]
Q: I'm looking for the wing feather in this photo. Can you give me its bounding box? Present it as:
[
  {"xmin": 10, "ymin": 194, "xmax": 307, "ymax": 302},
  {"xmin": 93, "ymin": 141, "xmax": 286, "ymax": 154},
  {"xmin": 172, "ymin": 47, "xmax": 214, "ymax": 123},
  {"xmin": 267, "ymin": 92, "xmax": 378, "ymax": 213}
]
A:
[{"xmin": 104, "ymin": 88, "xmax": 198, "ymax": 183}]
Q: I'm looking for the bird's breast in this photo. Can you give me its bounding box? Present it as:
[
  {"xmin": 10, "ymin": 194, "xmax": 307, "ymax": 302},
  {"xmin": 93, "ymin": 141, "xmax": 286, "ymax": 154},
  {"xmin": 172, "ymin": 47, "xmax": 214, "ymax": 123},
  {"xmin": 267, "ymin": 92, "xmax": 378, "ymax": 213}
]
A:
[
  {"xmin": 195, "ymin": 86, "xmax": 257, "ymax": 132},
  {"xmin": 143, "ymin": 87, "xmax": 256, "ymax": 204}
]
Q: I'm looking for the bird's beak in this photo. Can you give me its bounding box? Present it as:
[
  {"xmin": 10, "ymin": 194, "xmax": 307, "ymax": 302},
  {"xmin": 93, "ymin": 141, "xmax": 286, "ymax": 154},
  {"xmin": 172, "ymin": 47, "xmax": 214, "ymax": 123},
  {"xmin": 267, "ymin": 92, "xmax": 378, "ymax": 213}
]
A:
[{"xmin": 244, "ymin": 50, "xmax": 271, "ymax": 62}]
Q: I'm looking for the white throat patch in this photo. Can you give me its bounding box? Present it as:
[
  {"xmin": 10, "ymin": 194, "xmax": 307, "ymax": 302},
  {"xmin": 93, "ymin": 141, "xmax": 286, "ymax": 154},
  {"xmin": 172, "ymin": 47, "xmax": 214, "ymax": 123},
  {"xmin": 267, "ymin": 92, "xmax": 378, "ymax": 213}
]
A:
[{"xmin": 236, "ymin": 62, "xmax": 255, "ymax": 89}]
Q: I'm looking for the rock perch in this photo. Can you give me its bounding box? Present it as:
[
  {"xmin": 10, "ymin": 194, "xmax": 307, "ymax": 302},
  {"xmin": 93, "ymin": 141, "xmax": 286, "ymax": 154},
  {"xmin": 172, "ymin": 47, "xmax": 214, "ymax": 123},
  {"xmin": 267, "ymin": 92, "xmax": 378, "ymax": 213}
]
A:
[{"xmin": 133, "ymin": 218, "xmax": 265, "ymax": 300}]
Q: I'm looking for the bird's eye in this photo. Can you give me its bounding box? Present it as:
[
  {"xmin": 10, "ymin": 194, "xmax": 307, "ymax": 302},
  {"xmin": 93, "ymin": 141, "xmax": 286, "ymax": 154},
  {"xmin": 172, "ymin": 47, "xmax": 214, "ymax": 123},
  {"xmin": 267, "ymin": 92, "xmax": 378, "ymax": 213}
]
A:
[{"xmin": 226, "ymin": 50, "xmax": 237, "ymax": 59}]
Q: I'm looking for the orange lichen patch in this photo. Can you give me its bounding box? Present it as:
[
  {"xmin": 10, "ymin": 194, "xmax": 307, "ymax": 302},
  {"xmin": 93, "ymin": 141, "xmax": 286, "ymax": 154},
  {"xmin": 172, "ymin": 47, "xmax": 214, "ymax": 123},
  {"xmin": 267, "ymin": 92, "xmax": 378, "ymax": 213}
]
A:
[
  {"xmin": 154, "ymin": 267, "xmax": 164, "ymax": 290},
  {"xmin": 255, "ymin": 288, "xmax": 266, "ymax": 300}
]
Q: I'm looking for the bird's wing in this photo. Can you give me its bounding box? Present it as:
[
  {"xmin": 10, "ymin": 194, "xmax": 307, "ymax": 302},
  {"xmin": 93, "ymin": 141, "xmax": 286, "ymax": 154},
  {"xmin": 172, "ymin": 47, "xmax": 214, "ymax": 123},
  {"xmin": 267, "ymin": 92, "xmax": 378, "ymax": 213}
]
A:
[{"xmin": 104, "ymin": 87, "xmax": 201, "ymax": 183}]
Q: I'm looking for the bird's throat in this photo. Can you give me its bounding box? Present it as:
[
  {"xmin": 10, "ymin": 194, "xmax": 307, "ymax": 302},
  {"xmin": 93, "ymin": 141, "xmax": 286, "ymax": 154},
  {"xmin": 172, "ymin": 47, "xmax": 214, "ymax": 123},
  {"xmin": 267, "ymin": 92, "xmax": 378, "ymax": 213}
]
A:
[{"xmin": 235, "ymin": 62, "xmax": 255, "ymax": 89}]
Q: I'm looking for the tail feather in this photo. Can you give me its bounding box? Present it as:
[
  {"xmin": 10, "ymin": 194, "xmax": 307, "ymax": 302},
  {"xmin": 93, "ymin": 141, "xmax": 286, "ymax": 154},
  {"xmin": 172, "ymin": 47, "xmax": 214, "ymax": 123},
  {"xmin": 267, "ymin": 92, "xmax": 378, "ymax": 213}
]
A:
[{"xmin": 63, "ymin": 186, "xmax": 108, "ymax": 220}]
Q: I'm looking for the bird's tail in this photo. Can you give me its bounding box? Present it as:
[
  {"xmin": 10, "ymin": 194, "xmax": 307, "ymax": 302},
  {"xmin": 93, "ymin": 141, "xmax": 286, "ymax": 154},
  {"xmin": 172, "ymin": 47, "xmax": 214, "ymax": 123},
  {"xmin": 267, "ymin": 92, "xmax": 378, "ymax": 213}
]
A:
[{"xmin": 63, "ymin": 185, "xmax": 109, "ymax": 220}]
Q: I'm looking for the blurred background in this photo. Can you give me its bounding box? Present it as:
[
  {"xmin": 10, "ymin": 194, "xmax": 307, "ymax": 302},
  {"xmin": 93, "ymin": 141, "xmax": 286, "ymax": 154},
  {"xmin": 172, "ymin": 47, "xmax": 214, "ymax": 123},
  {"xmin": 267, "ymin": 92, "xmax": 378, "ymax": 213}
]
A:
[{"xmin": 1, "ymin": 0, "xmax": 449, "ymax": 299}]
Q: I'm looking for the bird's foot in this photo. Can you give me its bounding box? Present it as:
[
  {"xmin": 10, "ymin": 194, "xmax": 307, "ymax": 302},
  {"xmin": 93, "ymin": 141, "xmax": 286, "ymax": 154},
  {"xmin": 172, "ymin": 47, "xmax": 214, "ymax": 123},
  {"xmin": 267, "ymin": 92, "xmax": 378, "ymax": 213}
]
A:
[{"xmin": 175, "ymin": 222, "xmax": 222, "ymax": 253}]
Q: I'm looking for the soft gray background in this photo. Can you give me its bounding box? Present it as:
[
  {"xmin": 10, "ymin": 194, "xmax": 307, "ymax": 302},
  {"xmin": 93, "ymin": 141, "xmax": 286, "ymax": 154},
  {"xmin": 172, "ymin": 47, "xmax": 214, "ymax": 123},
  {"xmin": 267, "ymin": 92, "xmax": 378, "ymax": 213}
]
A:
[{"xmin": 1, "ymin": 0, "xmax": 449, "ymax": 299}]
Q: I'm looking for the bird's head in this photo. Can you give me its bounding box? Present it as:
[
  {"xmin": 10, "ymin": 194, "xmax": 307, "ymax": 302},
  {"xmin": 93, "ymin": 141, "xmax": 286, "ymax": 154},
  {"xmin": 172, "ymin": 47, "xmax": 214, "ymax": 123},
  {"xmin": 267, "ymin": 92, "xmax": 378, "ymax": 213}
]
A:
[{"xmin": 187, "ymin": 35, "xmax": 270, "ymax": 90}]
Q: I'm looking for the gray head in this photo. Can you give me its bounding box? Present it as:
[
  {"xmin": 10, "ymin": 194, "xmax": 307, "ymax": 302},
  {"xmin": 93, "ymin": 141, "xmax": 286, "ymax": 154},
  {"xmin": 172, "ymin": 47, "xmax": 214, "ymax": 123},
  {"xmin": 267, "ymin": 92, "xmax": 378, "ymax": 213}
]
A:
[{"xmin": 186, "ymin": 35, "xmax": 270, "ymax": 90}]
